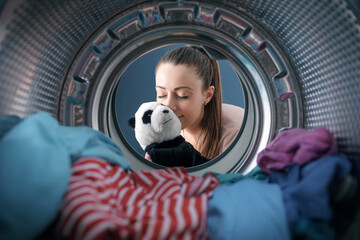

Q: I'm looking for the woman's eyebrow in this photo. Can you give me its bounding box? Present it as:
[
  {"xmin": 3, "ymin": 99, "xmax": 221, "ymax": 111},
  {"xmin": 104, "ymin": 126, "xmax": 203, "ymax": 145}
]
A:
[
  {"xmin": 175, "ymin": 86, "xmax": 194, "ymax": 91},
  {"xmin": 155, "ymin": 86, "xmax": 194, "ymax": 91}
]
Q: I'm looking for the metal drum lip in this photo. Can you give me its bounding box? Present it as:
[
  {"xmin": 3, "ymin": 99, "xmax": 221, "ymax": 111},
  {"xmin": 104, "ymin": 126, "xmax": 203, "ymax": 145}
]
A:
[
  {"xmin": 101, "ymin": 28, "xmax": 265, "ymax": 174},
  {"xmin": 60, "ymin": 1, "xmax": 302, "ymax": 174}
]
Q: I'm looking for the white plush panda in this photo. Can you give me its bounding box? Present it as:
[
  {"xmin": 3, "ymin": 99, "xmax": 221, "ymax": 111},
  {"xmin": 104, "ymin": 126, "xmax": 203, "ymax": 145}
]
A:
[
  {"xmin": 128, "ymin": 102, "xmax": 181, "ymax": 150},
  {"xmin": 128, "ymin": 102, "xmax": 209, "ymax": 167}
]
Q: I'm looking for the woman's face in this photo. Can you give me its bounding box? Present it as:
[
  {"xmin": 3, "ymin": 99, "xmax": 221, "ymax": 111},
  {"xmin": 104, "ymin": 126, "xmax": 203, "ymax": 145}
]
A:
[{"xmin": 155, "ymin": 63, "xmax": 214, "ymax": 131}]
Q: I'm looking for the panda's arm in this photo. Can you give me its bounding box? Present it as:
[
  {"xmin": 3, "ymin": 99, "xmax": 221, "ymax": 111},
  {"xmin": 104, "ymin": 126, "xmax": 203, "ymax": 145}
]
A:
[
  {"xmin": 147, "ymin": 146, "xmax": 195, "ymax": 167},
  {"xmin": 146, "ymin": 142, "xmax": 209, "ymax": 167}
]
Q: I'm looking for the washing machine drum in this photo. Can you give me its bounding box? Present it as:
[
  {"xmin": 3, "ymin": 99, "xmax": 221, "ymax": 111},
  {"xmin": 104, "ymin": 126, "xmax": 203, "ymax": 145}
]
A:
[{"xmin": 0, "ymin": 0, "xmax": 359, "ymax": 174}]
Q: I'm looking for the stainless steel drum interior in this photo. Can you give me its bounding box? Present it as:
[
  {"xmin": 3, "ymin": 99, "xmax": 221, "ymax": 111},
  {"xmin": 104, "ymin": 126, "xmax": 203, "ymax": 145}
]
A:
[{"xmin": 0, "ymin": 0, "xmax": 359, "ymax": 175}]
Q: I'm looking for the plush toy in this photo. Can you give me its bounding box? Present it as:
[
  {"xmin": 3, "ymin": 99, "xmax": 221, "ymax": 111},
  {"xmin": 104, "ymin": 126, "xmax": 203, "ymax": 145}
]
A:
[{"xmin": 128, "ymin": 102, "xmax": 209, "ymax": 167}]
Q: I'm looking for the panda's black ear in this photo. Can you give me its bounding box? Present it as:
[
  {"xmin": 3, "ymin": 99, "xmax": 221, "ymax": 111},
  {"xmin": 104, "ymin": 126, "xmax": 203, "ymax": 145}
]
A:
[{"xmin": 128, "ymin": 117, "xmax": 135, "ymax": 129}]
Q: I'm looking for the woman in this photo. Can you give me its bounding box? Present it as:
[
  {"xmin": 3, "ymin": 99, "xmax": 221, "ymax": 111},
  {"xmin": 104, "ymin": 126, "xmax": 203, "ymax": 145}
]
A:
[{"xmin": 151, "ymin": 46, "xmax": 244, "ymax": 160}]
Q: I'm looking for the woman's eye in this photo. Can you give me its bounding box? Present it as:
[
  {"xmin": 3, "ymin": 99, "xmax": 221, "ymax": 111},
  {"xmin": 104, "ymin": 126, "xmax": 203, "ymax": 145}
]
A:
[
  {"xmin": 178, "ymin": 95, "xmax": 188, "ymax": 99},
  {"xmin": 157, "ymin": 95, "xmax": 166, "ymax": 99}
]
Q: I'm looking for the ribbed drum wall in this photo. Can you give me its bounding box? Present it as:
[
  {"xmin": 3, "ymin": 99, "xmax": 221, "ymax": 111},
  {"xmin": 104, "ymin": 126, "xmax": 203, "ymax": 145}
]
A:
[{"xmin": 226, "ymin": 0, "xmax": 360, "ymax": 158}]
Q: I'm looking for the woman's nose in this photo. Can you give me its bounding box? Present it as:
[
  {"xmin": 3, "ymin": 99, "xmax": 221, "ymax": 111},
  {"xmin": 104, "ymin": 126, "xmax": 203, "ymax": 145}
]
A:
[{"xmin": 164, "ymin": 96, "xmax": 177, "ymax": 112}]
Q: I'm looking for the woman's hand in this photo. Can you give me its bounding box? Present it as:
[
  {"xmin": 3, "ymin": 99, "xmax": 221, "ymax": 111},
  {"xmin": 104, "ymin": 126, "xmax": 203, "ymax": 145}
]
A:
[{"xmin": 145, "ymin": 153, "xmax": 152, "ymax": 162}]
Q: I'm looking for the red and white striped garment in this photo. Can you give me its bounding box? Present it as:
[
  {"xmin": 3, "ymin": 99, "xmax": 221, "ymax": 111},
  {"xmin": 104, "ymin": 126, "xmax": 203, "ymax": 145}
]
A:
[{"xmin": 57, "ymin": 157, "xmax": 219, "ymax": 240}]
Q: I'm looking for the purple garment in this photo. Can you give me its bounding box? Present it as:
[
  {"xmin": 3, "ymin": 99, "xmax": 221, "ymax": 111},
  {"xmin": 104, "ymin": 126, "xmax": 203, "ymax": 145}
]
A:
[{"xmin": 257, "ymin": 127, "xmax": 337, "ymax": 173}]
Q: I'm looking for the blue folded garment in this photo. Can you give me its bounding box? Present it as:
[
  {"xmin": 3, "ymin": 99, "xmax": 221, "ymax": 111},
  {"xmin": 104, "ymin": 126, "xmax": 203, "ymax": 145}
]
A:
[
  {"xmin": 0, "ymin": 112, "xmax": 129, "ymax": 240},
  {"xmin": 207, "ymin": 178, "xmax": 290, "ymax": 240},
  {"xmin": 268, "ymin": 153, "xmax": 352, "ymax": 232}
]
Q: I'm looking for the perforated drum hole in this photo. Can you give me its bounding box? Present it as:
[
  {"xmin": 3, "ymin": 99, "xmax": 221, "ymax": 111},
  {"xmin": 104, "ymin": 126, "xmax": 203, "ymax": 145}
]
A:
[
  {"xmin": 92, "ymin": 44, "xmax": 103, "ymax": 57},
  {"xmin": 274, "ymin": 71, "xmax": 288, "ymax": 80},
  {"xmin": 107, "ymin": 29, "xmax": 120, "ymax": 41},
  {"xmin": 241, "ymin": 26, "xmax": 253, "ymax": 40},
  {"xmin": 73, "ymin": 76, "xmax": 88, "ymax": 83},
  {"xmin": 256, "ymin": 41, "xmax": 268, "ymax": 52},
  {"xmin": 138, "ymin": 11, "xmax": 145, "ymax": 26}
]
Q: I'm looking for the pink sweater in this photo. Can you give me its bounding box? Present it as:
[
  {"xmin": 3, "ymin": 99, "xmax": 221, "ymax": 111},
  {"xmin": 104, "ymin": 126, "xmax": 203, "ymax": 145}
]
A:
[
  {"xmin": 180, "ymin": 103, "xmax": 244, "ymax": 156},
  {"xmin": 218, "ymin": 104, "xmax": 244, "ymax": 153}
]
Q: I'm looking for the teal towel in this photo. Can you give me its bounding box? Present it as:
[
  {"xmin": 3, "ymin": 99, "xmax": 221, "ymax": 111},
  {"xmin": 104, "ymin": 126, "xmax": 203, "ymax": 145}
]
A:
[{"xmin": 0, "ymin": 113, "xmax": 129, "ymax": 240}]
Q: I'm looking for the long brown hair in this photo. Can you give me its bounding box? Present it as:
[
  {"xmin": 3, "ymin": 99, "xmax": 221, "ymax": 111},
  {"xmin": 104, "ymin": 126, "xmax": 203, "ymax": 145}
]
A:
[{"xmin": 155, "ymin": 46, "xmax": 222, "ymax": 159}]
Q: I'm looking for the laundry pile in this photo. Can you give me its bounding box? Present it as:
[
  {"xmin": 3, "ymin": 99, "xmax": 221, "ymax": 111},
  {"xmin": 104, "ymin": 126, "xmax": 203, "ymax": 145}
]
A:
[
  {"xmin": 205, "ymin": 128, "xmax": 357, "ymax": 240},
  {"xmin": 0, "ymin": 113, "xmax": 358, "ymax": 240}
]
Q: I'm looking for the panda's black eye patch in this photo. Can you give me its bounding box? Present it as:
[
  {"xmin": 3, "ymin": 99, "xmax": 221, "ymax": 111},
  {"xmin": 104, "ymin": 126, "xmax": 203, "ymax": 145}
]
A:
[{"xmin": 142, "ymin": 110, "xmax": 153, "ymax": 124}]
